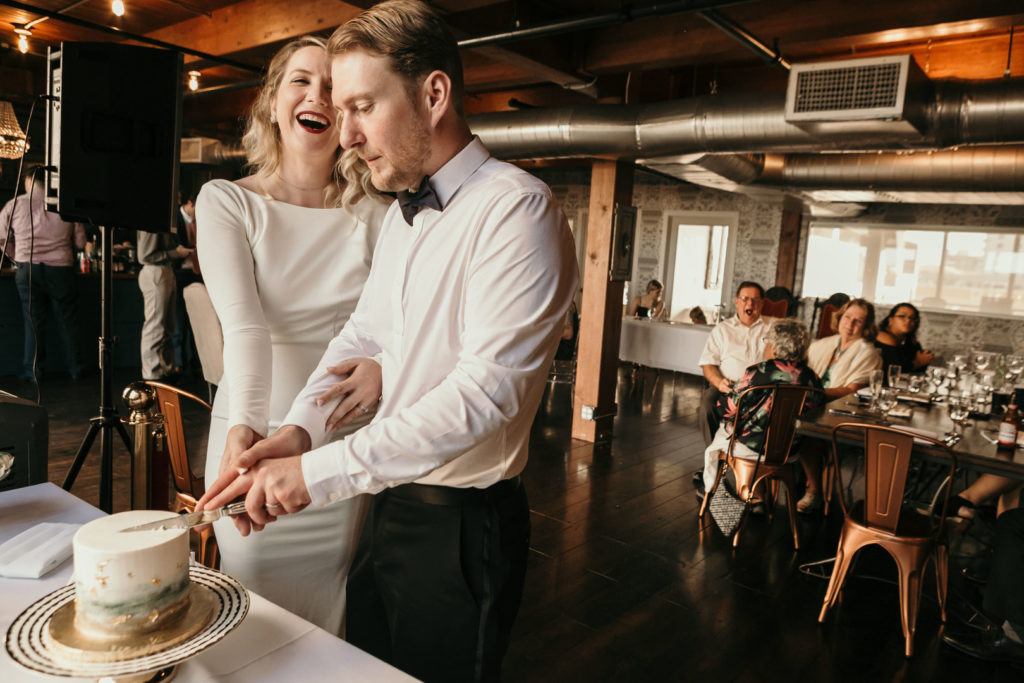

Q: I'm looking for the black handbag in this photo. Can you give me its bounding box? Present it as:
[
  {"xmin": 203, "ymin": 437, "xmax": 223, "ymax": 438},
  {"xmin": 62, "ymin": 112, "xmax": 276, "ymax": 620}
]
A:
[{"xmin": 708, "ymin": 465, "xmax": 749, "ymax": 538}]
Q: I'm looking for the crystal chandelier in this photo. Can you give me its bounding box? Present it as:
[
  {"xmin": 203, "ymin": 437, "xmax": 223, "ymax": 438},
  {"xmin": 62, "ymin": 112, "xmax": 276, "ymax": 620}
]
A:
[{"xmin": 0, "ymin": 101, "xmax": 29, "ymax": 159}]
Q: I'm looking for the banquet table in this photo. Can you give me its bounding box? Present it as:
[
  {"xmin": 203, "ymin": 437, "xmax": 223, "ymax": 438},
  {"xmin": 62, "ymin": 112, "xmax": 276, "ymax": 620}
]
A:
[
  {"xmin": 618, "ymin": 317, "xmax": 711, "ymax": 375},
  {"xmin": 0, "ymin": 483, "xmax": 418, "ymax": 683},
  {"xmin": 796, "ymin": 394, "xmax": 1024, "ymax": 479}
]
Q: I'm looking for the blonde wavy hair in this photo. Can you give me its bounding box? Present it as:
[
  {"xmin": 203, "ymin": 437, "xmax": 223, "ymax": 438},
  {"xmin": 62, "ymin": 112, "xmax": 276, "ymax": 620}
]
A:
[{"xmin": 241, "ymin": 35, "xmax": 380, "ymax": 209}]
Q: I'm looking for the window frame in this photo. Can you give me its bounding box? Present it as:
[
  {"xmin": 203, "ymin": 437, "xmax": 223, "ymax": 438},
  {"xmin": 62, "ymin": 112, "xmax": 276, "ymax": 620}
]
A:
[
  {"xmin": 662, "ymin": 210, "xmax": 739, "ymax": 319},
  {"xmin": 806, "ymin": 219, "xmax": 1024, "ymax": 318}
]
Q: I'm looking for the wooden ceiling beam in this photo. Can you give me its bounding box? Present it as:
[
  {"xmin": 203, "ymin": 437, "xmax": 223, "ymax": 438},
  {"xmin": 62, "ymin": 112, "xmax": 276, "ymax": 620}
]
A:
[
  {"xmin": 145, "ymin": 0, "xmax": 364, "ymax": 63},
  {"xmin": 584, "ymin": 0, "xmax": 1024, "ymax": 74}
]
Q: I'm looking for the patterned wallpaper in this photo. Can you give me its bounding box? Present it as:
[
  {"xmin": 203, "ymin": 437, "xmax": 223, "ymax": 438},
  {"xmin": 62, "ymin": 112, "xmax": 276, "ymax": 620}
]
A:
[
  {"xmin": 534, "ymin": 169, "xmax": 1023, "ymax": 357},
  {"xmin": 540, "ymin": 169, "xmax": 783, "ymax": 312}
]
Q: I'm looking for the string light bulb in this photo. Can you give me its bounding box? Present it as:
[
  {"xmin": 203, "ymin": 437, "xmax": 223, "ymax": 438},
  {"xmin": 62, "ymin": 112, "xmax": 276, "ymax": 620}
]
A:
[
  {"xmin": 112, "ymin": 0, "xmax": 125, "ymax": 17},
  {"xmin": 13, "ymin": 25, "xmax": 31, "ymax": 54},
  {"xmin": 187, "ymin": 70, "xmax": 201, "ymax": 92}
]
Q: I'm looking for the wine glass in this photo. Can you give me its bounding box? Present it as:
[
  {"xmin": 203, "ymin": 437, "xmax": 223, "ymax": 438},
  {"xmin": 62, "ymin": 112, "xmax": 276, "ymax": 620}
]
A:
[
  {"xmin": 947, "ymin": 393, "xmax": 971, "ymax": 435},
  {"xmin": 973, "ymin": 350, "xmax": 991, "ymax": 373},
  {"xmin": 1008, "ymin": 355, "xmax": 1024, "ymax": 385}
]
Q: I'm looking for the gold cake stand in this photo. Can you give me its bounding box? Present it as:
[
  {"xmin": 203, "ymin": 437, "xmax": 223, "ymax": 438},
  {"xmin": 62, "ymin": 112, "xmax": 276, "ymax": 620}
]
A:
[{"xmin": 5, "ymin": 566, "xmax": 248, "ymax": 681}]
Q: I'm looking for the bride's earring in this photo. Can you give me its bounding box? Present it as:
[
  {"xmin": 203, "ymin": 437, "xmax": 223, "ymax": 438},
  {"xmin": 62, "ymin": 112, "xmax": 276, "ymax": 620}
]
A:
[{"xmin": 270, "ymin": 112, "xmax": 277, "ymax": 123}]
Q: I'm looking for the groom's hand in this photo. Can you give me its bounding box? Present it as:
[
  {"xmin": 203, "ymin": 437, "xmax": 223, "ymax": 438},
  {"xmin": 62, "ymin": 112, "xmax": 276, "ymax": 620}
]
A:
[{"xmin": 197, "ymin": 425, "xmax": 310, "ymax": 514}]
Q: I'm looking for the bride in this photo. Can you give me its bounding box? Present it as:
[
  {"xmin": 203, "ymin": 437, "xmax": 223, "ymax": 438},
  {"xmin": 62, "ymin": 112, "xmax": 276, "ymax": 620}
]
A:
[{"xmin": 195, "ymin": 35, "xmax": 388, "ymax": 635}]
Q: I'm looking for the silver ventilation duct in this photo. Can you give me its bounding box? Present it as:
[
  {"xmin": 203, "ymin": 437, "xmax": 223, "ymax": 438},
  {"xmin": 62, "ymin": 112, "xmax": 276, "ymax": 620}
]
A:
[{"xmin": 469, "ymin": 77, "xmax": 1024, "ymax": 159}]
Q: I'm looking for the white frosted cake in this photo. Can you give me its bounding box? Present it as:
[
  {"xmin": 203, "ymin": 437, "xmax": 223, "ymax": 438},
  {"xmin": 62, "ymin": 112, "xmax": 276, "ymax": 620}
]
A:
[{"xmin": 71, "ymin": 510, "xmax": 190, "ymax": 639}]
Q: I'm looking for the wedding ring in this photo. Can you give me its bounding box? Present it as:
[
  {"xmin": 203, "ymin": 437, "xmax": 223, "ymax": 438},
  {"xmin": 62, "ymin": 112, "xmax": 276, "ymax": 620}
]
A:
[
  {"xmin": 358, "ymin": 404, "xmax": 370, "ymax": 414},
  {"xmin": 266, "ymin": 502, "xmax": 282, "ymax": 510}
]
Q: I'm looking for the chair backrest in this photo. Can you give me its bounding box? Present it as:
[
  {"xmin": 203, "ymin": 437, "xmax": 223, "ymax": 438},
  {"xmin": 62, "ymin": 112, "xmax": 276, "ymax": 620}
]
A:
[
  {"xmin": 182, "ymin": 283, "xmax": 224, "ymax": 385},
  {"xmin": 728, "ymin": 384, "xmax": 824, "ymax": 467},
  {"xmin": 760, "ymin": 298, "xmax": 789, "ymax": 318},
  {"xmin": 829, "ymin": 423, "xmax": 957, "ymax": 533},
  {"xmin": 145, "ymin": 381, "xmax": 210, "ymax": 498},
  {"xmin": 812, "ymin": 292, "xmax": 850, "ymax": 339},
  {"xmin": 763, "ymin": 286, "xmax": 797, "ymax": 317}
]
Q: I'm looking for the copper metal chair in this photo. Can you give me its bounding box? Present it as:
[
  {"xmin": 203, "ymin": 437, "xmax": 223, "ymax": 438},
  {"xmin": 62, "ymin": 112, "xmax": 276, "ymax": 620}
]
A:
[
  {"xmin": 144, "ymin": 381, "xmax": 219, "ymax": 569},
  {"xmin": 699, "ymin": 384, "xmax": 824, "ymax": 548},
  {"xmin": 818, "ymin": 423, "xmax": 956, "ymax": 657}
]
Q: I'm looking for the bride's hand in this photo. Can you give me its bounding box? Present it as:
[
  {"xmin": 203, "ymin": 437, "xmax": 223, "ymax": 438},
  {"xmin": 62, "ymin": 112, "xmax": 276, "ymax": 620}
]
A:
[
  {"xmin": 315, "ymin": 357, "xmax": 382, "ymax": 431},
  {"xmin": 218, "ymin": 424, "xmax": 264, "ymax": 476}
]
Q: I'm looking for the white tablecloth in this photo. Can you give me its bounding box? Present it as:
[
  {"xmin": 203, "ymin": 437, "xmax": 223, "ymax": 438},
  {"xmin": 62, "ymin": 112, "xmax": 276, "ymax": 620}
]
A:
[
  {"xmin": 619, "ymin": 318, "xmax": 712, "ymax": 375},
  {"xmin": 0, "ymin": 483, "xmax": 418, "ymax": 682}
]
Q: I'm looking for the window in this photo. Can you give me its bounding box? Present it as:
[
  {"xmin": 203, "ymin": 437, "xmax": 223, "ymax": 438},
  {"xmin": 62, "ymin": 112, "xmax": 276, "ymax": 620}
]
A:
[
  {"xmin": 663, "ymin": 212, "xmax": 737, "ymax": 319},
  {"xmin": 803, "ymin": 222, "xmax": 1024, "ymax": 316}
]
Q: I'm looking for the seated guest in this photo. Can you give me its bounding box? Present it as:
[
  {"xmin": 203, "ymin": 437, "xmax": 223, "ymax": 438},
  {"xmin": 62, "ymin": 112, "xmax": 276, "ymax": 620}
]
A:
[
  {"xmin": 700, "ymin": 319, "xmax": 823, "ymax": 500},
  {"xmin": 697, "ymin": 281, "xmax": 773, "ymax": 445},
  {"xmin": 554, "ymin": 299, "xmax": 579, "ymax": 361},
  {"xmin": 689, "ymin": 306, "xmax": 707, "ymax": 325},
  {"xmin": 943, "ymin": 507, "xmax": 1024, "ymax": 665},
  {"xmin": 627, "ymin": 279, "xmax": 664, "ymax": 319},
  {"xmin": 875, "ymin": 302, "xmax": 934, "ymax": 374},
  {"xmin": 807, "ymin": 298, "xmax": 882, "ymax": 399},
  {"xmin": 800, "ymin": 298, "xmax": 883, "ymax": 512}
]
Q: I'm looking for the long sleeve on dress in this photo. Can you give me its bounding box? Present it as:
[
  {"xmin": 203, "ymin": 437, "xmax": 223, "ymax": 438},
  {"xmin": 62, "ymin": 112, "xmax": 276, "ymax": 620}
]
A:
[{"xmin": 196, "ymin": 183, "xmax": 273, "ymax": 435}]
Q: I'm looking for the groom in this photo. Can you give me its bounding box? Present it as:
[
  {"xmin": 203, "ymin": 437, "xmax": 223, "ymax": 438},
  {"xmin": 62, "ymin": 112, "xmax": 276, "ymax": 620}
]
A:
[{"xmin": 198, "ymin": 1, "xmax": 579, "ymax": 680}]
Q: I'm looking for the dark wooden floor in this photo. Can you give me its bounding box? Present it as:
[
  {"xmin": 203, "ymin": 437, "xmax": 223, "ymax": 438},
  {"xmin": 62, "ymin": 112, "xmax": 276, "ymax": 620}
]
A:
[{"xmin": 2, "ymin": 365, "xmax": 1019, "ymax": 682}]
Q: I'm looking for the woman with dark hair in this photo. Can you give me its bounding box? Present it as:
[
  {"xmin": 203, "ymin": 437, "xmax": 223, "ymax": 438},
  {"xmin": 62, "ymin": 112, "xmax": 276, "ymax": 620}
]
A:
[
  {"xmin": 196, "ymin": 36, "xmax": 389, "ymax": 634},
  {"xmin": 875, "ymin": 302, "xmax": 934, "ymax": 373}
]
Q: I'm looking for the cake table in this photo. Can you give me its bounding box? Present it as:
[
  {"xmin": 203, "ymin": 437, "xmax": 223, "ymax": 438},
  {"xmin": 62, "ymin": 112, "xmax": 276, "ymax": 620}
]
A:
[{"xmin": 1, "ymin": 483, "xmax": 417, "ymax": 682}]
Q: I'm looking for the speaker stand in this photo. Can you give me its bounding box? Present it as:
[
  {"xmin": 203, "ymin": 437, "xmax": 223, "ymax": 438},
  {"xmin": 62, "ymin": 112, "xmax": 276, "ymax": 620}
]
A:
[{"xmin": 62, "ymin": 225, "xmax": 132, "ymax": 513}]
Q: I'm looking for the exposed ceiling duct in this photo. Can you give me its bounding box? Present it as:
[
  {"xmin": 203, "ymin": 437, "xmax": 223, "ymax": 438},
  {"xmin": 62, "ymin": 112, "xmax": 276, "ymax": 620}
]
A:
[
  {"xmin": 468, "ymin": 55, "xmax": 1024, "ymax": 206},
  {"xmin": 470, "ymin": 77, "xmax": 1024, "ymax": 158}
]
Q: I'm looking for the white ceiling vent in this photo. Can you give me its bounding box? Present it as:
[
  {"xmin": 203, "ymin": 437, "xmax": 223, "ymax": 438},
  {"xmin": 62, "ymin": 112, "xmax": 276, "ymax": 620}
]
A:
[{"xmin": 785, "ymin": 55, "xmax": 929, "ymax": 135}]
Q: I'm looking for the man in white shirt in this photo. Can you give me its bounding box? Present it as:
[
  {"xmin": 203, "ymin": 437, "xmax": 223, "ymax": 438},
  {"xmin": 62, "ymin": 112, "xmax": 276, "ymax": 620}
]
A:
[
  {"xmin": 198, "ymin": 1, "xmax": 579, "ymax": 680},
  {"xmin": 697, "ymin": 281, "xmax": 772, "ymax": 445}
]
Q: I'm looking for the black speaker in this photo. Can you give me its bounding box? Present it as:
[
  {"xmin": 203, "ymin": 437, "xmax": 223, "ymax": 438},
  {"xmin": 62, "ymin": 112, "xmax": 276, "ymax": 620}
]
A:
[
  {"xmin": 0, "ymin": 390, "xmax": 48, "ymax": 492},
  {"xmin": 45, "ymin": 43, "xmax": 182, "ymax": 233}
]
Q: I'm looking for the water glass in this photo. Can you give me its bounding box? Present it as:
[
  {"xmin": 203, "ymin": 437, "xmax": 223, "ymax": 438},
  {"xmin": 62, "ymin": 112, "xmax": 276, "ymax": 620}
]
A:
[
  {"xmin": 868, "ymin": 369, "xmax": 884, "ymax": 411},
  {"xmin": 908, "ymin": 375, "xmax": 924, "ymax": 394},
  {"xmin": 887, "ymin": 365, "xmax": 902, "ymax": 389},
  {"xmin": 877, "ymin": 387, "xmax": 898, "ymax": 415}
]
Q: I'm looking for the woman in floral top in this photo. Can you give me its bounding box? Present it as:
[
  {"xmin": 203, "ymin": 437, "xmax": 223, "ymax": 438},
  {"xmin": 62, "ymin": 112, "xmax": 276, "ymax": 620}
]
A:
[{"xmin": 701, "ymin": 319, "xmax": 823, "ymax": 495}]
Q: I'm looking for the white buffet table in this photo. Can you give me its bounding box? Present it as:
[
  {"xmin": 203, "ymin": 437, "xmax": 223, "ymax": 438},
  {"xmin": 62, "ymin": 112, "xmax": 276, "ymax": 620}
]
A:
[
  {"xmin": 618, "ymin": 318, "xmax": 712, "ymax": 375},
  {"xmin": 1, "ymin": 483, "xmax": 418, "ymax": 683}
]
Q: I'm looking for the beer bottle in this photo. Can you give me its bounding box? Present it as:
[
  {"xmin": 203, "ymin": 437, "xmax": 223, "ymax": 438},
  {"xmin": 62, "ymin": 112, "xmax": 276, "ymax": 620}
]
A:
[{"xmin": 998, "ymin": 398, "xmax": 1019, "ymax": 447}]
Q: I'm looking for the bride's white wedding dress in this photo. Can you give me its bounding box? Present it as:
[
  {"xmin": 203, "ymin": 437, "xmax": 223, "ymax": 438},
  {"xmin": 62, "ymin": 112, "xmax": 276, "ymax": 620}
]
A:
[{"xmin": 197, "ymin": 179, "xmax": 387, "ymax": 634}]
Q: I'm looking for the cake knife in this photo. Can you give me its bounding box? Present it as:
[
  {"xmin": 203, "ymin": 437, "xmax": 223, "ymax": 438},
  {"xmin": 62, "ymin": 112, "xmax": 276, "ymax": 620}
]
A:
[{"xmin": 121, "ymin": 502, "xmax": 254, "ymax": 532}]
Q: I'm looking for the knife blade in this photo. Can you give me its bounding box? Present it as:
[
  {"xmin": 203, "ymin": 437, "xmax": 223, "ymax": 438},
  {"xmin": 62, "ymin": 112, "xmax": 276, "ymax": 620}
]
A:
[{"xmin": 121, "ymin": 501, "xmax": 251, "ymax": 532}]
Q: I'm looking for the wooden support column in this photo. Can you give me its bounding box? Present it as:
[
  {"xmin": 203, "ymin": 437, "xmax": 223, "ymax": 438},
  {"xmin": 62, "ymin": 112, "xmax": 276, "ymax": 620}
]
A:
[
  {"xmin": 572, "ymin": 160, "xmax": 634, "ymax": 443},
  {"xmin": 775, "ymin": 205, "xmax": 802, "ymax": 290}
]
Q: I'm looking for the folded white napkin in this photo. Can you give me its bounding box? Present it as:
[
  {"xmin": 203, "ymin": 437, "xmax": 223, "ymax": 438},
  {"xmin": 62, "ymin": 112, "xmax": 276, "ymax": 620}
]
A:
[{"xmin": 0, "ymin": 522, "xmax": 79, "ymax": 578}]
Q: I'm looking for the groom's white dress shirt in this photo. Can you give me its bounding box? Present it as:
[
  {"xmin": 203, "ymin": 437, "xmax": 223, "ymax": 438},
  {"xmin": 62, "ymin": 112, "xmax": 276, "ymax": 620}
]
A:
[{"xmin": 283, "ymin": 138, "xmax": 579, "ymax": 504}]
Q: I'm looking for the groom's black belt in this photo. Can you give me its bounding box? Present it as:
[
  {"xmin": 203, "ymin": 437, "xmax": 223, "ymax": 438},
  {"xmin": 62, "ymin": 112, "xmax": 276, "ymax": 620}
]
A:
[{"xmin": 389, "ymin": 476, "xmax": 522, "ymax": 507}]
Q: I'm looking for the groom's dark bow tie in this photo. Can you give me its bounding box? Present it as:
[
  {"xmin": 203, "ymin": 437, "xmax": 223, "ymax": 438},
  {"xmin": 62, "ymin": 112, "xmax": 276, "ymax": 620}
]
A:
[{"xmin": 396, "ymin": 176, "xmax": 442, "ymax": 225}]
